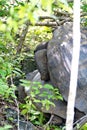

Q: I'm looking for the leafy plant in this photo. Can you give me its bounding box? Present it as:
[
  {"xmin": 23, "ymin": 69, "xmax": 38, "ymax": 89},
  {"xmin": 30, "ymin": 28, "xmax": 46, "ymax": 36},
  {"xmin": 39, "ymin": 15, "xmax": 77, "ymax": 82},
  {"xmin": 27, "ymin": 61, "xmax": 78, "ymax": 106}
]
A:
[
  {"xmin": 80, "ymin": 123, "xmax": 87, "ymax": 130},
  {"xmin": 19, "ymin": 79, "xmax": 63, "ymax": 126},
  {"xmin": 49, "ymin": 125, "xmax": 62, "ymax": 130},
  {"xmin": 0, "ymin": 0, "xmax": 87, "ymax": 129},
  {"xmin": 0, "ymin": 125, "xmax": 12, "ymax": 130}
]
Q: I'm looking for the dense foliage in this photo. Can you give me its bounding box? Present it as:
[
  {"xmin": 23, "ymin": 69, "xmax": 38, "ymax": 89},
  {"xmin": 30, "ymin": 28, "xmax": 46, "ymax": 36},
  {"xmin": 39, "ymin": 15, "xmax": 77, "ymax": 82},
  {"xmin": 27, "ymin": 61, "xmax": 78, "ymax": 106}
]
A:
[{"xmin": 0, "ymin": 0, "xmax": 87, "ymax": 129}]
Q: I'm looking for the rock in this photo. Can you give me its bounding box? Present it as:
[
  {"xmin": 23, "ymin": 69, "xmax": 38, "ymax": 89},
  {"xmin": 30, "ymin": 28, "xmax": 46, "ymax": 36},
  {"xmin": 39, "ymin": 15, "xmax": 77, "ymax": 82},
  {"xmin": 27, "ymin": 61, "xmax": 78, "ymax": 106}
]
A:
[
  {"xmin": 24, "ymin": 70, "xmax": 84, "ymax": 123},
  {"xmin": 34, "ymin": 42, "xmax": 48, "ymax": 53},
  {"xmin": 21, "ymin": 56, "xmax": 37, "ymax": 74},
  {"xmin": 5, "ymin": 108, "xmax": 36, "ymax": 130},
  {"xmin": 26, "ymin": 70, "xmax": 39, "ymax": 81},
  {"xmin": 51, "ymin": 115, "xmax": 64, "ymax": 125},
  {"xmin": 18, "ymin": 85, "xmax": 27, "ymax": 103},
  {"xmin": 35, "ymin": 49, "xmax": 50, "ymax": 81},
  {"xmin": 24, "ymin": 70, "xmax": 66, "ymax": 124},
  {"xmin": 34, "ymin": 22, "xmax": 87, "ymax": 121},
  {"xmin": 19, "ymin": 22, "xmax": 87, "ymax": 124},
  {"xmin": 47, "ymin": 22, "xmax": 87, "ymax": 114},
  {"xmin": 19, "ymin": 121, "xmax": 36, "ymax": 130}
]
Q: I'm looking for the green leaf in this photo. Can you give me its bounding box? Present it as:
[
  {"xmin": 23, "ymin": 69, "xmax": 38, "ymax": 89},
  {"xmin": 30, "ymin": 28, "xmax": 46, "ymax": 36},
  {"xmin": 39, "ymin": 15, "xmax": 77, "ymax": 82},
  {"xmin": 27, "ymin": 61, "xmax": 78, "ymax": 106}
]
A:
[
  {"xmin": 28, "ymin": 11, "xmax": 36, "ymax": 25},
  {"xmin": 30, "ymin": 110, "xmax": 40, "ymax": 115},
  {"xmin": 20, "ymin": 79, "xmax": 31, "ymax": 87},
  {"xmin": 0, "ymin": 125, "xmax": 12, "ymax": 130},
  {"xmin": 21, "ymin": 109, "xmax": 28, "ymax": 115},
  {"xmin": 20, "ymin": 79, "xmax": 31, "ymax": 84},
  {"xmin": 0, "ymin": 57, "xmax": 4, "ymax": 63},
  {"xmin": 34, "ymin": 99, "xmax": 41, "ymax": 103},
  {"xmin": 80, "ymin": 123, "xmax": 87, "ymax": 130},
  {"xmin": 30, "ymin": 115, "xmax": 37, "ymax": 121},
  {"xmin": 13, "ymin": 70, "xmax": 21, "ymax": 76},
  {"xmin": 44, "ymin": 84, "xmax": 54, "ymax": 90},
  {"xmin": 0, "ymin": 69, "xmax": 6, "ymax": 77},
  {"xmin": 39, "ymin": 91, "xmax": 49, "ymax": 97},
  {"xmin": 14, "ymin": 67, "xmax": 23, "ymax": 73},
  {"xmin": 41, "ymin": 0, "xmax": 53, "ymax": 14},
  {"xmin": 57, "ymin": 0, "xmax": 72, "ymax": 13},
  {"xmin": 42, "ymin": 99, "xmax": 55, "ymax": 110}
]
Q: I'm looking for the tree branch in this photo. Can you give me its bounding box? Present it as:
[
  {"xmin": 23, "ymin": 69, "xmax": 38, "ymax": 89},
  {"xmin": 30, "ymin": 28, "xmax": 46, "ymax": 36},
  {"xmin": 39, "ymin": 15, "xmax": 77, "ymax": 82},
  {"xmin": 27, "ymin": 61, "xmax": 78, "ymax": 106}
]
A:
[
  {"xmin": 15, "ymin": 14, "xmax": 72, "ymax": 54},
  {"xmin": 73, "ymin": 115, "xmax": 87, "ymax": 130},
  {"xmin": 16, "ymin": 21, "xmax": 29, "ymax": 54},
  {"xmin": 29, "ymin": 18, "xmax": 72, "ymax": 27},
  {"xmin": 54, "ymin": 9, "xmax": 72, "ymax": 16},
  {"xmin": 43, "ymin": 114, "xmax": 54, "ymax": 130}
]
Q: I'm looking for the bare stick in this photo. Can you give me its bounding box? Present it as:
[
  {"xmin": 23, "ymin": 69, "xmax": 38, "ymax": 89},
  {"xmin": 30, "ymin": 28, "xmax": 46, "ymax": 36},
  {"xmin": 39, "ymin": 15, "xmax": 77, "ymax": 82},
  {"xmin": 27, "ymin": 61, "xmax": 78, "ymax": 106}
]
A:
[
  {"xmin": 43, "ymin": 114, "xmax": 54, "ymax": 130},
  {"xmin": 10, "ymin": 76, "xmax": 20, "ymax": 130},
  {"xmin": 66, "ymin": 0, "xmax": 81, "ymax": 130},
  {"xmin": 16, "ymin": 21, "xmax": 29, "ymax": 54}
]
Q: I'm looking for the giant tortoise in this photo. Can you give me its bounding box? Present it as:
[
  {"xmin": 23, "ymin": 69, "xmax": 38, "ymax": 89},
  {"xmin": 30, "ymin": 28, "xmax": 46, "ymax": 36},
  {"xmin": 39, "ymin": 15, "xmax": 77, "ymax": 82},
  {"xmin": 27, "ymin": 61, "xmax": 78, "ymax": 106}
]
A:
[{"xmin": 34, "ymin": 22, "xmax": 87, "ymax": 122}]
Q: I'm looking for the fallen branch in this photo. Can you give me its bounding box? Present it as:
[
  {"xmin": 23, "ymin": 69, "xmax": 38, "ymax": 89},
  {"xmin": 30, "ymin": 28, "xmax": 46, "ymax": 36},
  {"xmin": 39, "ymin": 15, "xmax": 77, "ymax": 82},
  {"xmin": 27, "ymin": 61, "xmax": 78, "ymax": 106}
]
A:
[
  {"xmin": 54, "ymin": 9, "xmax": 72, "ymax": 16},
  {"xmin": 73, "ymin": 114, "xmax": 87, "ymax": 130},
  {"xmin": 29, "ymin": 18, "xmax": 72, "ymax": 27},
  {"xmin": 39, "ymin": 16, "xmax": 56, "ymax": 20},
  {"xmin": 43, "ymin": 114, "xmax": 54, "ymax": 130}
]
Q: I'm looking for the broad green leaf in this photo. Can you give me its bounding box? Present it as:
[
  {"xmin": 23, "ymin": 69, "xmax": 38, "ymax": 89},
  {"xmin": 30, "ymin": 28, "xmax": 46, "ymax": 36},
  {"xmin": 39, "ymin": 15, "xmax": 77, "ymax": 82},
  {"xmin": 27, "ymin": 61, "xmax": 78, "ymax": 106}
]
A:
[
  {"xmin": 20, "ymin": 79, "xmax": 31, "ymax": 87},
  {"xmin": 30, "ymin": 115, "xmax": 37, "ymax": 121},
  {"xmin": 44, "ymin": 84, "xmax": 54, "ymax": 90},
  {"xmin": 14, "ymin": 67, "xmax": 23, "ymax": 73},
  {"xmin": 21, "ymin": 109, "xmax": 28, "ymax": 115},
  {"xmin": 34, "ymin": 99, "xmax": 41, "ymax": 103}
]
